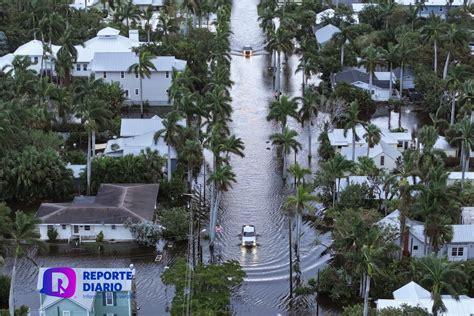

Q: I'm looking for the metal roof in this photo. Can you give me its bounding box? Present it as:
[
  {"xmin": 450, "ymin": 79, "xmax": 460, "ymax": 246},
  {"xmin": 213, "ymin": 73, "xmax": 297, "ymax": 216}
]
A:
[
  {"xmin": 450, "ymin": 224, "xmax": 474, "ymax": 243},
  {"xmin": 393, "ymin": 281, "xmax": 431, "ymax": 300},
  {"xmin": 14, "ymin": 39, "xmax": 61, "ymax": 57},
  {"xmin": 315, "ymin": 24, "xmax": 341, "ymax": 45},
  {"xmin": 91, "ymin": 51, "xmax": 186, "ymax": 72},
  {"xmin": 120, "ymin": 116, "xmax": 164, "ymax": 137},
  {"xmin": 377, "ymin": 297, "xmax": 474, "ymax": 315},
  {"xmin": 340, "ymin": 140, "xmax": 402, "ymax": 161}
]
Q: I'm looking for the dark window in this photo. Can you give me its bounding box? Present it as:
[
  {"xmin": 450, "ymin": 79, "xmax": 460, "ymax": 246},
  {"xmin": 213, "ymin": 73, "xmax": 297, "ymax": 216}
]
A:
[
  {"xmin": 380, "ymin": 155, "xmax": 385, "ymax": 166},
  {"xmin": 76, "ymin": 64, "xmax": 81, "ymax": 71},
  {"xmin": 397, "ymin": 141, "xmax": 403, "ymax": 148},
  {"xmin": 62, "ymin": 225, "xmax": 66, "ymax": 230},
  {"xmin": 111, "ymin": 225, "xmax": 116, "ymax": 230},
  {"xmin": 121, "ymin": 71, "xmax": 124, "ymax": 78},
  {"xmin": 103, "ymin": 72, "xmax": 107, "ymax": 78},
  {"xmin": 47, "ymin": 225, "xmax": 54, "ymax": 230},
  {"xmin": 125, "ymin": 90, "xmax": 129, "ymax": 97},
  {"xmin": 83, "ymin": 64, "xmax": 87, "ymax": 71},
  {"xmin": 413, "ymin": 245, "xmax": 418, "ymax": 250},
  {"xmin": 84, "ymin": 225, "xmax": 91, "ymax": 231},
  {"xmin": 135, "ymin": 88, "xmax": 139, "ymax": 95},
  {"xmin": 166, "ymin": 71, "xmax": 169, "ymax": 78},
  {"xmin": 33, "ymin": 57, "xmax": 38, "ymax": 63},
  {"xmin": 452, "ymin": 247, "xmax": 464, "ymax": 256},
  {"xmin": 105, "ymin": 292, "xmax": 114, "ymax": 306},
  {"xmin": 135, "ymin": 73, "xmax": 138, "ymax": 78}
]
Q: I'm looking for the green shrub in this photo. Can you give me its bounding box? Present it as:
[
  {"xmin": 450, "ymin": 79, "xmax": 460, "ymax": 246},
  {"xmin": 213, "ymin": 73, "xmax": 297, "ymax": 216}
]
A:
[
  {"xmin": 0, "ymin": 275, "xmax": 10, "ymax": 309},
  {"xmin": 47, "ymin": 228, "xmax": 58, "ymax": 242},
  {"xmin": 96, "ymin": 231, "xmax": 104, "ymax": 243},
  {"xmin": 159, "ymin": 207, "xmax": 190, "ymax": 241}
]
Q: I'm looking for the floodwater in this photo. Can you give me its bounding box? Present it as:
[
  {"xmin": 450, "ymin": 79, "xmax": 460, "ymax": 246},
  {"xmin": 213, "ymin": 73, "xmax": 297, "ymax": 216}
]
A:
[{"xmin": 2, "ymin": 0, "xmax": 422, "ymax": 315}]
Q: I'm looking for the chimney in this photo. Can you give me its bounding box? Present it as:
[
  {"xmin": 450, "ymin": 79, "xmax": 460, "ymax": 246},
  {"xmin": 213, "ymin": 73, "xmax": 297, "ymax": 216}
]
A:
[{"xmin": 129, "ymin": 30, "xmax": 139, "ymax": 42}]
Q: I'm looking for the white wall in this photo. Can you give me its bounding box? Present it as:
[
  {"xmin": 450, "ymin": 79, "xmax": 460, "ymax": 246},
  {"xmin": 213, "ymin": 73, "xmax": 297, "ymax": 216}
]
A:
[
  {"xmin": 372, "ymin": 152, "xmax": 397, "ymax": 172},
  {"xmin": 352, "ymin": 82, "xmax": 391, "ymax": 101},
  {"xmin": 95, "ymin": 71, "xmax": 172, "ymax": 105},
  {"xmin": 39, "ymin": 224, "xmax": 134, "ymax": 241},
  {"xmin": 408, "ymin": 234, "xmax": 426, "ymax": 258},
  {"xmin": 71, "ymin": 62, "xmax": 91, "ymax": 77}
]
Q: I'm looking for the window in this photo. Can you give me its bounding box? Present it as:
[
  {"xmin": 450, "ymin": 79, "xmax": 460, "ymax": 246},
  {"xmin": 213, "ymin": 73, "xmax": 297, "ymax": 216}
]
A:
[
  {"xmin": 33, "ymin": 57, "xmax": 38, "ymax": 63},
  {"xmin": 439, "ymin": 7, "xmax": 443, "ymax": 11},
  {"xmin": 62, "ymin": 311, "xmax": 70, "ymax": 316},
  {"xmin": 76, "ymin": 64, "xmax": 81, "ymax": 71},
  {"xmin": 135, "ymin": 73, "xmax": 138, "ymax": 78},
  {"xmin": 47, "ymin": 225, "xmax": 54, "ymax": 230},
  {"xmin": 166, "ymin": 71, "xmax": 169, "ymax": 78},
  {"xmin": 413, "ymin": 245, "xmax": 418, "ymax": 250},
  {"xmin": 106, "ymin": 292, "xmax": 114, "ymax": 306},
  {"xmin": 83, "ymin": 64, "xmax": 87, "ymax": 71},
  {"xmin": 135, "ymin": 88, "xmax": 139, "ymax": 95},
  {"xmin": 103, "ymin": 71, "xmax": 107, "ymax": 78},
  {"xmin": 380, "ymin": 155, "xmax": 385, "ymax": 166},
  {"xmin": 125, "ymin": 90, "xmax": 129, "ymax": 97},
  {"xmin": 111, "ymin": 225, "xmax": 116, "ymax": 230},
  {"xmin": 62, "ymin": 225, "xmax": 66, "ymax": 230},
  {"xmin": 84, "ymin": 225, "xmax": 91, "ymax": 231},
  {"xmin": 371, "ymin": 90, "xmax": 375, "ymax": 95},
  {"xmin": 121, "ymin": 71, "xmax": 124, "ymax": 78},
  {"xmin": 397, "ymin": 141, "xmax": 403, "ymax": 148},
  {"xmin": 451, "ymin": 247, "xmax": 464, "ymax": 257}
]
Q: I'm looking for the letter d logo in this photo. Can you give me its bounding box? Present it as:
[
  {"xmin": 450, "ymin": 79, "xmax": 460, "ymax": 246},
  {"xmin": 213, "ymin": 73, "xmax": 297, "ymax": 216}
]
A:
[{"xmin": 41, "ymin": 268, "xmax": 76, "ymax": 298}]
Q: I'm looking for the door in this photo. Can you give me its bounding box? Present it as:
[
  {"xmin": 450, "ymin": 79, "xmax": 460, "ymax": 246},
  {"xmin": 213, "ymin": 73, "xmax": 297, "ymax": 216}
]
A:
[{"xmin": 73, "ymin": 225, "xmax": 79, "ymax": 234}]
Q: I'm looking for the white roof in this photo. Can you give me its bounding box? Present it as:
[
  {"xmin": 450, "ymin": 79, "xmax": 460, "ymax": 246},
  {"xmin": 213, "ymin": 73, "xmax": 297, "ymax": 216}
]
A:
[
  {"xmin": 105, "ymin": 131, "xmax": 178, "ymax": 159},
  {"xmin": 378, "ymin": 209, "xmax": 424, "ymax": 232},
  {"xmin": 133, "ymin": 0, "xmax": 164, "ymax": 4},
  {"xmin": 377, "ymin": 297, "xmax": 474, "ymax": 315},
  {"xmin": 341, "ymin": 141, "xmax": 402, "ymax": 161},
  {"xmin": 0, "ymin": 53, "xmax": 14, "ymax": 73},
  {"xmin": 328, "ymin": 127, "xmax": 401, "ymax": 147},
  {"xmin": 66, "ymin": 163, "xmax": 86, "ymax": 179},
  {"xmin": 395, "ymin": 0, "xmax": 462, "ymax": 6},
  {"xmin": 448, "ymin": 172, "xmax": 474, "ymax": 180},
  {"xmin": 91, "ymin": 52, "xmax": 187, "ymax": 72},
  {"xmin": 97, "ymin": 27, "xmax": 121, "ymax": 37},
  {"xmin": 37, "ymin": 267, "xmax": 134, "ymax": 311},
  {"xmin": 243, "ymin": 225, "xmax": 255, "ymax": 232},
  {"xmin": 315, "ymin": 24, "xmax": 341, "ymax": 45},
  {"xmin": 120, "ymin": 116, "xmax": 165, "ymax": 137},
  {"xmin": 461, "ymin": 207, "xmax": 474, "ymax": 225},
  {"xmin": 352, "ymin": 3, "xmax": 378, "ymax": 12},
  {"xmin": 14, "ymin": 39, "xmax": 60, "ymax": 57},
  {"xmin": 393, "ymin": 281, "xmax": 431, "ymax": 300},
  {"xmin": 450, "ymin": 224, "xmax": 474, "ymax": 243},
  {"xmin": 315, "ymin": 9, "xmax": 335, "ymax": 24},
  {"xmin": 433, "ymin": 136, "xmax": 456, "ymax": 151}
]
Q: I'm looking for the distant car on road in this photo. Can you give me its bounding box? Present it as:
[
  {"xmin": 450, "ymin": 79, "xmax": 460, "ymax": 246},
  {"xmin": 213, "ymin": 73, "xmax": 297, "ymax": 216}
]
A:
[
  {"xmin": 241, "ymin": 225, "xmax": 256, "ymax": 247},
  {"xmin": 243, "ymin": 46, "xmax": 253, "ymax": 57}
]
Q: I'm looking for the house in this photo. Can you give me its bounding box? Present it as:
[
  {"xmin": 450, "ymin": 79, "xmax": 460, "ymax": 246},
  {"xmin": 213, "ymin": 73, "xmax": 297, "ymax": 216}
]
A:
[
  {"xmin": 314, "ymin": 24, "xmax": 341, "ymax": 46},
  {"xmin": 335, "ymin": 69, "xmax": 398, "ymax": 101},
  {"xmin": 394, "ymin": 0, "xmax": 464, "ymax": 18},
  {"xmin": 393, "ymin": 67, "xmax": 416, "ymax": 90},
  {"xmin": 337, "ymin": 176, "xmax": 420, "ymax": 200},
  {"xmin": 447, "ymin": 172, "xmax": 474, "ymax": 186},
  {"xmin": 432, "ymin": 136, "xmax": 457, "ymax": 157},
  {"xmin": 91, "ymin": 51, "xmax": 186, "ymax": 106},
  {"xmin": 36, "ymin": 183, "xmax": 159, "ymax": 242},
  {"xmin": 37, "ymin": 267, "xmax": 134, "ymax": 316},
  {"xmin": 132, "ymin": 0, "xmax": 164, "ymax": 10},
  {"xmin": 461, "ymin": 207, "xmax": 474, "ymax": 224},
  {"xmin": 341, "ymin": 141, "xmax": 402, "ymax": 171},
  {"xmin": 377, "ymin": 281, "xmax": 474, "ymax": 314},
  {"xmin": 70, "ymin": 0, "xmax": 100, "ymax": 10},
  {"xmin": 104, "ymin": 116, "xmax": 179, "ymax": 170}
]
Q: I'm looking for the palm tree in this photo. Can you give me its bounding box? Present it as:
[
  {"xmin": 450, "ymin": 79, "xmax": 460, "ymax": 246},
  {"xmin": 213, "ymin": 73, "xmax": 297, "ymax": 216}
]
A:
[
  {"xmin": 154, "ymin": 111, "xmax": 184, "ymax": 182},
  {"xmin": 285, "ymin": 185, "xmax": 317, "ymax": 262},
  {"xmin": 288, "ymin": 163, "xmax": 311, "ymax": 187},
  {"xmin": 267, "ymin": 28, "xmax": 294, "ymax": 95},
  {"xmin": 453, "ymin": 118, "xmax": 474, "ymax": 188},
  {"xmin": 446, "ymin": 65, "xmax": 470, "ymax": 125},
  {"xmin": 421, "ymin": 14, "xmax": 447, "ymax": 75},
  {"xmin": 380, "ymin": 43, "xmax": 399, "ymax": 99},
  {"xmin": 128, "ymin": 50, "xmax": 157, "ymax": 118},
  {"xmin": 157, "ymin": 13, "xmax": 179, "ymax": 45},
  {"xmin": 320, "ymin": 153, "xmax": 353, "ymax": 206},
  {"xmin": 332, "ymin": 25, "xmax": 355, "ymax": 68},
  {"xmin": 117, "ymin": 1, "xmax": 140, "ymax": 28},
  {"xmin": 270, "ymin": 128, "xmax": 302, "ymax": 180},
  {"xmin": 298, "ymin": 89, "xmax": 321, "ymax": 164},
  {"xmin": 342, "ymin": 101, "xmax": 366, "ymax": 161},
  {"xmin": 413, "ymin": 256, "xmax": 466, "ymax": 315},
  {"xmin": 396, "ymin": 29, "xmax": 416, "ymax": 100},
  {"xmin": 141, "ymin": 6, "xmax": 154, "ymax": 43},
  {"xmin": 2, "ymin": 211, "xmax": 42, "ymax": 316},
  {"xmin": 442, "ymin": 24, "xmax": 468, "ymax": 80},
  {"xmin": 363, "ymin": 124, "xmax": 381, "ymax": 157},
  {"xmin": 181, "ymin": 138, "xmax": 203, "ymax": 191},
  {"xmin": 219, "ymin": 135, "xmax": 245, "ymax": 160},
  {"xmin": 267, "ymin": 95, "xmax": 299, "ymax": 132},
  {"xmin": 359, "ymin": 45, "xmax": 383, "ymax": 97}
]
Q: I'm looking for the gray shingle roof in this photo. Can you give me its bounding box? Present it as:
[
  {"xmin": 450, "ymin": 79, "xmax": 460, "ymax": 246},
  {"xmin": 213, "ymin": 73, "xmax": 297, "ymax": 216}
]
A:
[
  {"xmin": 335, "ymin": 69, "xmax": 392, "ymax": 89},
  {"xmin": 36, "ymin": 184, "xmax": 159, "ymax": 224}
]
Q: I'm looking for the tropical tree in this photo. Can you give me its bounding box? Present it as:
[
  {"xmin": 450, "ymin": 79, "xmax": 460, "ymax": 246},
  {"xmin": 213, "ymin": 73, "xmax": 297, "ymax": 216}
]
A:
[
  {"xmin": 267, "ymin": 27, "xmax": 294, "ymax": 95},
  {"xmin": 218, "ymin": 135, "xmax": 245, "ymax": 160},
  {"xmin": 285, "ymin": 185, "xmax": 317, "ymax": 262},
  {"xmin": 317, "ymin": 153, "xmax": 353, "ymax": 206},
  {"xmin": 154, "ymin": 111, "xmax": 184, "ymax": 182},
  {"xmin": 267, "ymin": 95, "xmax": 299, "ymax": 132},
  {"xmin": 413, "ymin": 256, "xmax": 466, "ymax": 315},
  {"xmin": 359, "ymin": 45, "xmax": 383, "ymax": 97},
  {"xmin": 298, "ymin": 89, "xmax": 321, "ymax": 163},
  {"xmin": 332, "ymin": 25, "xmax": 355, "ymax": 68},
  {"xmin": 363, "ymin": 124, "xmax": 381, "ymax": 157},
  {"xmin": 446, "ymin": 65, "xmax": 470, "ymax": 125},
  {"xmin": 128, "ymin": 50, "xmax": 157, "ymax": 118},
  {"xmin": 288, "ymin": 163, "xmax": 311, "ymax": 186},
  {"xmin": 270, "ymin": 127, "xmax": 302, "ymax": 180},
  {"xmin": 2, "ymin": 211, "xmax": 42, "ymax": 316},
  {"xmin": 453, "ymin": 118, "xmax": 474, "ymax": 188},
  {"xmin": 380, "ymin": 43, "xmax": 399, "ymax": 99},
  {"xmin": 420, "ymin": 14, "xmax": 447, "ymax": 75},
  {"xmin": 442, "ymin": 24, "xmax": 468, "ymax": 80},
  {"xmin": 116, "ymin": 1, "xmax": 140, "ymax": 28},
  {"xmin": 180, "ymin": 138, "xmax": 203, "ymax": 191},
  {"xmin": 342, "ymin": 101, "xmax": 366, "ymax": 161},
  {"xmin": 141, "ymin": 6, "xmax": 154, "ymax": 43}
]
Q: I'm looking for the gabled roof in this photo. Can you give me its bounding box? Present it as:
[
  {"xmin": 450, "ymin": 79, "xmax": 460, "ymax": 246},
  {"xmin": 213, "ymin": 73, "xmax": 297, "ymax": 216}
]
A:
[
  {"xmin": 393, "ymin": 281, "xmax": 431, "ymax": 300},
  {"xmin": 120, "ymin": 115, "xmax": 164, "ymax": 137},
  {"xmin": 340, "ymin": 140, "xmax": 401, "ymax": 161},
  {"xmin": 315, "ymin": 24, "xmax": 341, "ymax": 45},
  {"xmin": 327, "ymin": 127, "xmax": 402, "ymax": 147},
  {"xmin": 91, "ymin": 52, "xmax": 187, "ymax": 72},
  {"xmin": 393, "ymin": 67, "xmax": 415, "ymax": 79},
  {"xmin": 105, "ymin": 131, "xmax": 178, "ymax": 159},
  {"xmin": 97, "ymin": 27, "xmax": 121, "ymax": 37},
  {"xmin": 433, "ymin": 136, "xmax": 456, "ymax": 151},
  {"xmin": 335, "ymin": 69, "xmax": 395, "ymax": 89},
  {"xmin": 448, "ymin": 172, "xmax": 474, "ymax": 180},
  {"xmin": 450, "ymin": 224, "xmax": 474, "ymax": 243},
  {"xmin": 14, "ymin": 40, "xmax": 61, "ymax": 57},
  {"xmin": 36, "ymin": 184, "xmax": 159, "ymax": 224}
]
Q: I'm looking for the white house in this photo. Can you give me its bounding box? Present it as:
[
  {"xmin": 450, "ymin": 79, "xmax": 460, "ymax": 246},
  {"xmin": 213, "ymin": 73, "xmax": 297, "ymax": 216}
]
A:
[
  {"xmin": 394, "ymin": 0, "xmax": 464, "ymax": 18},
  {"xmin": 337, "ymin": 176, "xmax": 420, "ymax": 200},
  {"xmin": 341, "ymin": 141, "xmax": 402, "ymax": 171},
  {"xmin": 447, "ymin": 172, "xmax": 474, "ymax": 186},
  {"xmin": 91, "ymin": 51, "xmax": 186, "ymax": 105},
  {"xmin": 104, "ymin": 116, "xmax": 179, "ymax": 170},
  {"xmin": 429, "ymin": 135, "xmax": 457, "ymax": 157},
  {"xmin": 393, "ymin": 67, "xmax": 416, "ymax": 90},
  {"xmin": 335, "ymin": 69, "xmax": 398, "ymax": 101},
  {"xmin": 133, "ymin": 0, "xmax": 164, "ymax": 10},
  {"xmin": 461, "ymin": 207, "xmax": 474, "ymax": 224},
  {"xmin": 315, "ymin": 24, "xmax": 341, "ymax": 46},
  {"xmin": 377, "ymin": 281, "xmax": 474, "ymax": 315},
  {"xmin": 36, "ymin": 183, "xmax": 159, "ymax": 242}
]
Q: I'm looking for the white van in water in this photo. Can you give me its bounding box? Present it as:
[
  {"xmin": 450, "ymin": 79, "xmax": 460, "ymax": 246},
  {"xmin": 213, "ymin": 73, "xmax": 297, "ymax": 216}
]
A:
[{"xmin": 241, "ymin": 225, "xmax": 256, "ymax": 247}]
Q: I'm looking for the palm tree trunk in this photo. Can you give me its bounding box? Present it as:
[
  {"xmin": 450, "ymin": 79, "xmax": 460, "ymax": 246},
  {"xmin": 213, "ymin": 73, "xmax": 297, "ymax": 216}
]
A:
[
  {"xmin": 443, "ymin": 50, "xmax": 450, "ymax": 80},
  {"xmin": 451, "ymin": 91, "xmax": 456, "ymax": 125},
  {"xmin": 398, "ymin": 104, "xmax": 402, "ymax": 129},
  {"xmin": 434, "ymin": 40, "xmax": 438, "ymax": 75},
  {"xmin": 367, "ymin": 144, "xmax": 370, "ymax": 157},
  {"xmin": 187, "ymin": 161, "xmax": 192, "ymax": 192},
  {"xmin": 340, "ymin": 44, "xmax": 344, "ymax": 68},
  {"xmin": 352, "ymin": 131, "xmax": 356, "ymax": 161},
  {"xmin": 369, "ymin": 72, "xmax": 373, "ymax": 100},
  {"xmin": 139, "ymin": 76, "xmax": 144, "ymax": 118},
  {"xmin": 399, "ymin": 63, "xmax": 404, "ymax": 101},
  {"xmin": 461, "ymin": 142, "xmax": 465, "ymax": 188},
  {"xmin": 363, "ymin": 274, "xmax": 371, "ymax": 316},
  {"xmin": 282, "ymin": 151, "xmax": 287, "ymax": 180},
  {"xmin": 92, "ymin": 130, "xmax": 96, "ymax": 157},
  {"xmin": 276, "ymin": 51, "xmax": 281, "ymax": 96},
  {"xmin": 307, "ymin": 122, "xmax": 312, "ymax": 165},
  {"xmin": 388, "ymin": 108, "xmax": 392, "ymax": 129},
  {"xmin": 8, "ymin": 251, "xmax": 17, "ymax": 316},
  {"xmin": 87, "ymin": 130, "xmax": 92, "ymax": 196},
  {"xmin": 295, "ymin": 211, "xmax": 301, "ymax": 262},
  {"xmin": 167, "ymin": 144, "xmax": 172, "ymax": 182}
]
